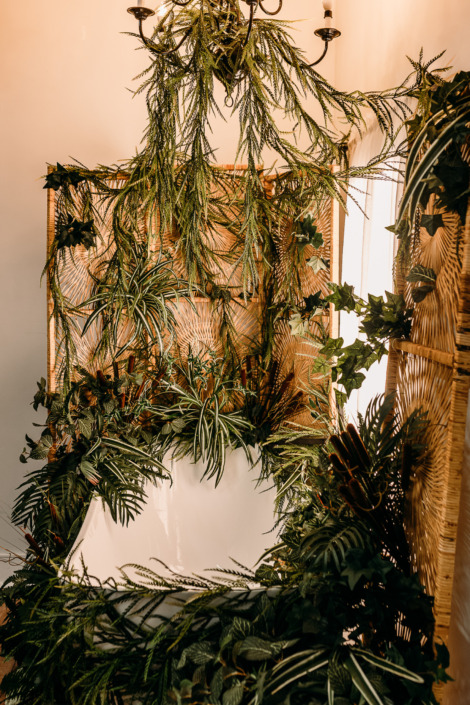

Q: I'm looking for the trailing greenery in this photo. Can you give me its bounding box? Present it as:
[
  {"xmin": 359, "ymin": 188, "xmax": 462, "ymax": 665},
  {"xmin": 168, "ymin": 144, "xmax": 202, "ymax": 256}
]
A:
[
  {"xmin": 283, "ymin": 282, "xmax": 413, "ymax": 399},
  {"xmin": 0, "ymin": 396, "xmax": 449, "ymax": 705},
  {"xmin": 12, "ymin": 346, "xmax": 320, "ymax": 571},
  {"xmin": 15, "ymin": 360, "xmax": 172, "ymax": 565},
  {"xmin": 388, "ymin": 65, "xmax": 470, "ymax": 292},
  {"xmin": 43, "ymin": 1, "xmax": 434, "ymax": 386}
]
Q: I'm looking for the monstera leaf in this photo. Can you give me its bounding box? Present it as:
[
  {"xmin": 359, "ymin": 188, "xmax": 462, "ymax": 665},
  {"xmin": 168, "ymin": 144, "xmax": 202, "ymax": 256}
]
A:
[{"xmin": 295, "ymin": 215, "xmax": 324, "ymax": 252}]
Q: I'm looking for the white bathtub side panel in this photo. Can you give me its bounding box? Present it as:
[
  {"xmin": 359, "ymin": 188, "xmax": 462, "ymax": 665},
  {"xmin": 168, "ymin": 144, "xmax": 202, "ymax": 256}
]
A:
[{"xmin": 68, "ymin": 448, "xmax": 277, "ymax": 582}]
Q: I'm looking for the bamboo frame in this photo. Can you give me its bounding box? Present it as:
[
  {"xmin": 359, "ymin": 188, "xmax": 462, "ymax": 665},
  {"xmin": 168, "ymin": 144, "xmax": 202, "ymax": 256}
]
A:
[{"xmin": 46, "ymin": 167, "xmax": 57, "ymax": 394}]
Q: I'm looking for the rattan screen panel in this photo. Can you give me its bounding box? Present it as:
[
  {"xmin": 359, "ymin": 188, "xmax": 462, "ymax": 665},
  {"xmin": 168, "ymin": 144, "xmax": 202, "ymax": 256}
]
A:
[
  {"xmin": 386, "ymin": 198, "xmax": 470, "ymax": 648},
  {"xmin": 47, "ymin": 167, "xmax": 337, "ymax": 429}
]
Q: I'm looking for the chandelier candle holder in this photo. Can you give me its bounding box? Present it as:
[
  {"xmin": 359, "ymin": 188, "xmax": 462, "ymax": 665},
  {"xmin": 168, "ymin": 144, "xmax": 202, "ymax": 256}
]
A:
[{"xmin": 127, "ymin": 0, "xmax": 341, "ymax": 65}]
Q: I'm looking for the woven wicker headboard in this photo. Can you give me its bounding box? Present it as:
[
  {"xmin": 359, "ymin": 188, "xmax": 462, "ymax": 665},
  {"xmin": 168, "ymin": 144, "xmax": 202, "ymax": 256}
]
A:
[
  {"xmin": 46, "ymin": 166, "xmax": 339, "ymax": 427},
  {"xmin": 385, "ymin": 192, "xmax": 470, "ymax": 655}
]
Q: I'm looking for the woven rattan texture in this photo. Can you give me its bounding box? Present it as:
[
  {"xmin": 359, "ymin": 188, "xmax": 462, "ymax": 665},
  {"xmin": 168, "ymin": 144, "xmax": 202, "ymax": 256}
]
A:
[
  {"xmin": 47, "ymin": 168, "xmax": 335, "ymax": 426},
  {"xmin": 386, "ymin": 197, "xmax": 470, "ymax": 651}
]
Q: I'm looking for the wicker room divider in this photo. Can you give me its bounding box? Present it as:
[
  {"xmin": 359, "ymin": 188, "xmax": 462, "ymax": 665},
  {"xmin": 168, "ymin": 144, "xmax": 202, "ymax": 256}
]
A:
[
  {"xmin": 385, "ymin": 192, "xmax": 470, "ymax": 656},
  {"xmin": 46, "ymin": 165, "xmax": 339, "ymax": 418}
]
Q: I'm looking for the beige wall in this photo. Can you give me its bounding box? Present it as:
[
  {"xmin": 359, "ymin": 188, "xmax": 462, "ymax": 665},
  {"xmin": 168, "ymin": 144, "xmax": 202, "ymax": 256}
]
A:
[{"xmin": 334, "ymin": 0, "xmax": 470, "ymax": 91}]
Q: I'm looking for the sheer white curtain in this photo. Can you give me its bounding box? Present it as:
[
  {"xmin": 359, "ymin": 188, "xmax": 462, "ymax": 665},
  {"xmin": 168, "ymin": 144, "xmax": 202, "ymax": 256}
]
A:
[{"xmin": 341, "ymin": 128, "xmax": 400, "ymax": 421}]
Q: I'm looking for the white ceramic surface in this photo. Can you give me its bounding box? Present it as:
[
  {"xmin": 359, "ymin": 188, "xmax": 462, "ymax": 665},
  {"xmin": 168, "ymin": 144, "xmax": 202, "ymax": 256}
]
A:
[{"xmin": 68, "ymin": 447, "xmax": 277, "ymax": 582}]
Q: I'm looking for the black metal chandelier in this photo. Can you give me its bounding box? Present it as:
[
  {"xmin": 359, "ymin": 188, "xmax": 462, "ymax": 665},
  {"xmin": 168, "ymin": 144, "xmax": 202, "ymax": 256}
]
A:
[{"xmin": 127, "ymin": 0, "xmax": 341, "ymax": 66}]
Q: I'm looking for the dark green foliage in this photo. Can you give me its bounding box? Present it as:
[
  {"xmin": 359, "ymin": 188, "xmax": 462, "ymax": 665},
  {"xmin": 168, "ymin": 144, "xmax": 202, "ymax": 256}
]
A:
[
  {"xmin": 44, "ymin": 162, "xmax": 86, "ymax": 190},
  {"xmin": 312, "ymin": 286, "xmax": 412, "ymax": 397},
  {"xmin": 56, "ymin": 213, "xmax": 96, "ymax": 249},
  {"xmin": 0, "ymin": 8, "xmax": 457, "ymax": 703},
  {"xmin": 360, "ymin": 291, "xmax": 413, "ymax": 341},
  {"xmin": 420, "ymin": 213, "xmax": 444, "ymax": 236},
  {"xmin": 44, "ymin": 0, "xmax": 421, "ymax": 385},
  {"xmin": 239, "ymin": 356, "xmax": 306, "ymax": 448},
  {"xmin": 406, "ymin": 265, "xmax": 437, "ymax": 302},
  {"xmin": 294, "ymin": 216, "xmax": 324, "ymax": 251},
  {"xmin": 326, "ymin": 282, "xmax": 357, "ymax": 313},
  {"xmin": 0, "ymin": 397, "xmax": 446, "ymax": 705},
  {"xmin": 143, "ymin": 354, "xmax": 256, "ymax": 484},
  {"xmin": 14, "ymin": 361, "xmax": 172, "ymax": 563},
  {"xmin": 81, "ymin": 244, "xmax": 190, "ymax": 359},
  {"xmin": 390, "ymin": 66, "xmax": 470, "ymax": 272}
]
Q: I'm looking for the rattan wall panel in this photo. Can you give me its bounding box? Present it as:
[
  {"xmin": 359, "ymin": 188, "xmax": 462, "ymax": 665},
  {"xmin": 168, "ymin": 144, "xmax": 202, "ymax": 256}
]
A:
[
  {"xmin": 47, "ymin": 167, "xmax": 336, "ymax": 428},
  {"xmin": 386, "ymin": 198, "xmax": 470, "ymax": 654}
]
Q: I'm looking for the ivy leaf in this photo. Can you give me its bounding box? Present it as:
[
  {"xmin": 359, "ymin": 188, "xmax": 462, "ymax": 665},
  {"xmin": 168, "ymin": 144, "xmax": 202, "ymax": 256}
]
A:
[
  {"xmin": 341, "ymin": 552, "xmax": 392, "ymax": 590},
  {"xmin": 56, "ymin": 214, "xmax": 96, "ymax": 250},
  {"xmin": 44, "ymin": 163, "xmax": 86, "ymax": 190},
  {"xmin": 431, "ymin": 642, "xmax": 453, "ymax": 684},
  {"xmin": 319, "ymin": 337, "xmax": 344, "ymax": 360},
  {"xmin": 420, "ymin": 213, "xmax": 444, "ymax": 236},
  {"xmin": 289, "ymin": 313, "xmax": 308, "ymax": 337},
  {"xmin": 432, "ymin": 142, "xmax": 470, "ymax": 223},
  {"xmin": 326, "ymin": 283, "xmax": 357, "ymax": 312},
  {"xmin": 405, "ymin": 265, "xmax": 437, "ymax": 284},
  {"xmin": 313, "ymin": 356, "xmax": 332, "ymax": 375},
  {"xmin": 304, "ymin": 291, "xmax": 327, "ymax": 313},
  {"xmin": 33, "ymin": 377, "xmax": 49, "ymax": 411},
  {"xmin": 339, "ymin": 372, "xmax": 366, "ymax": 396},
  {"xmin": 295, "ymin": 215, "xmax": 324, "ymax": 251},
  {"xmin": 411, "ymin": 284, "xmax": 435, "ymax": 303},
  {"xmin": 307, "ymin": 256, "xmax": 329, "ymax": 274}
]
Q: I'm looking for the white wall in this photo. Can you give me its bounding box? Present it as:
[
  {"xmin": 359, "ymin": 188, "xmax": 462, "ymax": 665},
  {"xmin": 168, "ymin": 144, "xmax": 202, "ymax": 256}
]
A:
[{"xmin": 0, "ymin": 2, "xmax": 148, "ymax": 578}]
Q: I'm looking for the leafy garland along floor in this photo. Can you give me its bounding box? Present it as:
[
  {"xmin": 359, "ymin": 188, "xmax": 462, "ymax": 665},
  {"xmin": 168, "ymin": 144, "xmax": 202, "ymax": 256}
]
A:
[{"xmin": 0, "ymin": 394, "xmax": 451, "ymax": 705}]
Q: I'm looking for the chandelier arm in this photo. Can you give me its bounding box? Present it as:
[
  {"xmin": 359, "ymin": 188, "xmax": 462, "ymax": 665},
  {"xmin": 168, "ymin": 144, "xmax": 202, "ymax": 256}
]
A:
[
  {"xmin": 258, "ymin": 0, "xmax": 282, "ymax": 16},
  {"xmin": 171, "ymin": 0, "xmax": 193, "ymax": 5},
  {"xmin": 242, "ymin": 2, "xmax": 256, "ymax": 48},
  {"xmin": 138, "ymin": 19, "xmax": 192, "ymax": 56},
  {"xmin": 307, "ymin": 40, "xmax": 329, "ymax": 67}
]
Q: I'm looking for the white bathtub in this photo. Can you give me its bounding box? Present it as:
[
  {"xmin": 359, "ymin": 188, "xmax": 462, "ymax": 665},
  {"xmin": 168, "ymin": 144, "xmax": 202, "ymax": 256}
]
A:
[{"xmin": 68, "ymin": 447, "xmax": 277, "ymax": 584}]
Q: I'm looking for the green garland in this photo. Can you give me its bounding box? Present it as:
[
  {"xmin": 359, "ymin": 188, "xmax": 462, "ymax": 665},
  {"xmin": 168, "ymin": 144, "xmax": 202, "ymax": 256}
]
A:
[{"xmin": 1, "ymin": 395, "xmax": 450, "ymax": 704}]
